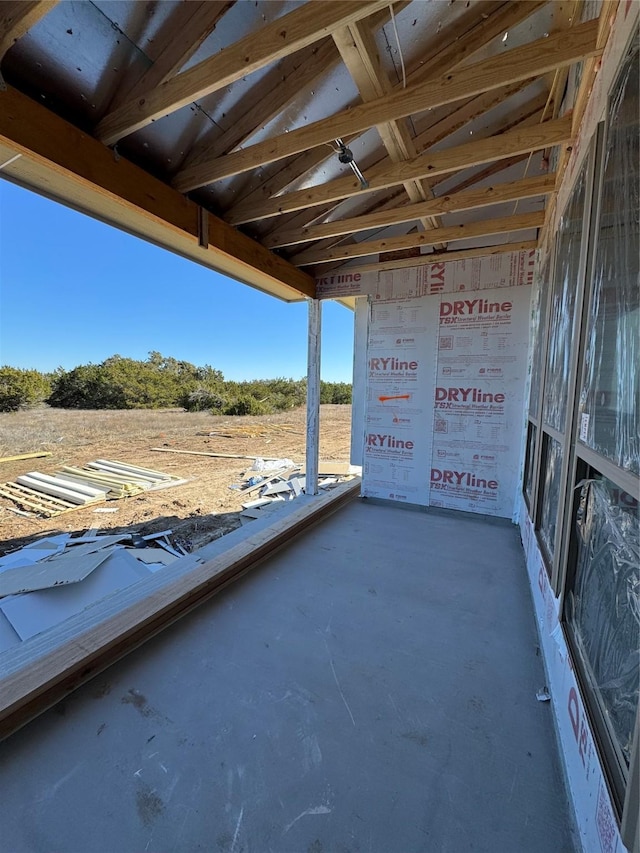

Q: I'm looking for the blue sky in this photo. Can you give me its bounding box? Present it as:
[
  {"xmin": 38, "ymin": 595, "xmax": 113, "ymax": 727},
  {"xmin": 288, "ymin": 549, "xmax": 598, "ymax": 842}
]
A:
[{"xmin": 0, "ymin": 181, "xmax": 354, "ymax": 382}]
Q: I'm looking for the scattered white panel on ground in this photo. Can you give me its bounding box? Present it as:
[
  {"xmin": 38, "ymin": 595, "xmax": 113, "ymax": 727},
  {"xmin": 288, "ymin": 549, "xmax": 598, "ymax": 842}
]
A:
[
  {"xmin": 0, "ymin": 610, "xmax": 21, "ymax": 653},
  {"xmin": 262, "ymin": 481, "xmax": 293, "ymax": 496},
  {"xmin": 241, "ymin": 498, "xmax": 272, "ymax": 510},
  {"xmin": 0, "ymin": 549, "xmax": 113, "ymax": 597},
  {"xmin": 50, "ymin": 535, "xmax": 131, "ymax": 555},
  {"xmin": 23, "ymin": 534, "xmax": 71, "ymax": 550},
  {"xmin": 0, "ymin": 554, "xmax": 38, "ymax": 574},
  {"xmin": 129, "ymin": 548, "xmax": 177, "ymax": 566},
  {"xmin": 0, "ymin": 550, "xmax": 151, "ymax": 641}
]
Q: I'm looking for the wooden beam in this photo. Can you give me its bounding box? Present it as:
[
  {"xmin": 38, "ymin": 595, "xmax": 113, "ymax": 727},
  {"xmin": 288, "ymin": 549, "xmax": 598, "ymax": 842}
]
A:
[
  {"xmin": 333, "ymin": 19, "xmax": 442, "ymax": 236},
  {"xmin": 413, "ymin": 81, "xmax": 533, "ymax": 152},
  {"xmin": 540, "ymin": 1, "xmax": 618, "ymax": 248},
  {"xmin": 570, "ymin": 0, "xmax": 619, "ymax": 138},
  {"xmin": 178, "ymin": 38, "xmax": 338, "ymax": 172},
  {"xmin": 177, "ymin": 20, "xmax": 600, "ymax": 189},
  {"xmin": 229, "ymin": 117, "xmax": 572, "ymax": 224},
  {"xmin": 0, "ymin": 478, "xmax": 360, "ymax": 741},
  {"xmin": 95, "ymin": 0, "xmax": 390, "ymax": 146},
  {"xmin": 109, "ymin": 1, "xmax": 234, "ymax": 109},
  {"xmin": 267, "ymin": 101, "xmax": 549, "ymax": 250},
  {"xmin": 0, "ymin": 0, "xmax": 57, "ymax": 59},
  {"xmin": 223, "ymin": 1, "xmax": 543, "ymax": 216},
  {"xmin": 333, "ymin": 240, "xmax": 538, "ymax": 275},
  {"xmin": 188, "ymin": 3, "xmax": 409, "ymax": 183},
  {"xmin": 228, "ymin": 83, "xmax": 530, "ymax": 223},
  {"xmin": 292, "ymin": 210, "xmax": 544, "ymax": 266},
  {"xmin": 436, "ymin": 154, "xmax": 531, "ymax": 198},
  {"xmin": 266, "ymin": 174, "xmax": 556, "ymax": 249},
  {"xmin": 403, "ymin": 1, "xmax": 545, "ymax": 89},
  {"xmin": 260, "ymin": 102, "xmax": 548, "ymax": 235},
  {"xmin": 0, "ymin": 84, "xmax": 314, "ymax": 298},
  {"xmin": 0, "ymin": 451, "xmax": 52, "ymax": 464}
]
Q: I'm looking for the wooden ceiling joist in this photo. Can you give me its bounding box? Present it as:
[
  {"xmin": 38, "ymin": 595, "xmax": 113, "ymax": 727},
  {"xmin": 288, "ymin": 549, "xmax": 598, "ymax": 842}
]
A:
[
  {"xmin": 336, "ymin": 240, "xmax": 539, "ymax": 276},
  {"xmin": 266, "ymin": 99, "xmax": 550, "ymax": 252},
  {"xmin": 266, "ymin": 173, "xmax": 556, "ymax": 249},
  {"xmin": 179, "ymin": 5, "xmax": 405, "ymax": 175},
  {"xmin": 95, "ymin": 0, "xmax": 391, "ymax": 146},
  {"xmin": 222, "ymin": 1, "xmax": 546, "ymax": 218},
  {"xmin": 291, "ymin": 210, "xmax": 545, "ymax": 266},
  {"xmin": 228, "ymin": 116, "xmax": 572, "ymax": 225},
  {"xmin": 109, "ymin": 1, "xmax": 235, "ymax": 109},
  {"xmin": 333, "ymin": 19, "xmax": 442, "ymax": 237},
  {"xmin": 0, "ymin": 84, "xmax": 315, "ymax": 300},
  {"xmin": 174, "ymin": 20, "xmax": 600, "ymax": 191},
  {"xmin": 228, "ymin": 81, "xmax": 534, "ymax": 225},
  {"xmin": 0, "ymin": 0, "xmax": 58, "ymax": 61},
  {"xmin": 180, "ymin": 38, "xmax": 338, "ymax": 171}
]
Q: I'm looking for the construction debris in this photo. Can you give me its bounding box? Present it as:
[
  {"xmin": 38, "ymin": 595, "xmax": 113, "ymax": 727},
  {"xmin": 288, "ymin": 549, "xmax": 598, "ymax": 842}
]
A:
[
  {"xmin": 0, "ymin": 452, "xmax": 52, "ymax": 464},
  {"xmin": 0, "ymin": 528, "xmax": 200, "ymax": 647},
  {"xmin": 150, "ymin": 447, "xmax": 280, "ymax": 461},
  {"xmin": 231, "ymin": 458, "xmax": 361, "ymax": 523},
  {"xmin": 198, "ymin": 423, "xmax": 303, "ymax": 439},
  {"xmin": 0, "ymin": 459, "xmax": 184, "ymax": 518}
]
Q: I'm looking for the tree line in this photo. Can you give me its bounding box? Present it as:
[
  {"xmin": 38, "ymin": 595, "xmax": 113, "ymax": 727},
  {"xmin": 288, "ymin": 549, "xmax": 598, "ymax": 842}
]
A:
[{"xmin": 0, "ymin": 353, "xmax": 351, "ymax": 414}]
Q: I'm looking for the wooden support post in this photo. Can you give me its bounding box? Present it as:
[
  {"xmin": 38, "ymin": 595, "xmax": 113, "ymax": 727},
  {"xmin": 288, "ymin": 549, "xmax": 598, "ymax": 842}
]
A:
[{"xmin": 306, "ymin": 299, "xmax": 322, "ymax": 496}]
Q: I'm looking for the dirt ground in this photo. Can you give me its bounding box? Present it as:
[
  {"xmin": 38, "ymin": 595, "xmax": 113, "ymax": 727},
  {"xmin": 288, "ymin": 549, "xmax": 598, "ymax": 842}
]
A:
[{"xmin": 0, "ymin": 405, "xmax": 352, "ymax": 556}]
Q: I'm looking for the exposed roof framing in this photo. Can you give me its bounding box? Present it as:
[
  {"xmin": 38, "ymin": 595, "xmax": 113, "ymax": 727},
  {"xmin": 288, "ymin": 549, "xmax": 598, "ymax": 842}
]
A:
[
  {"xmin": 266, "ymin": 174, "xmax": 557, "ymax": 249},
  {"xmin": 228, "ymin": 117, "xmax": 573, "ymax": 224},
  {"xmin": 108, "ymin": 1, "xmax": 235, "ymax": 109},
  {"xmin": 174, "ymin": 20, "xmax": 599, "ymax": 189},
  {"xmin": 0, "ymin": 1, "xmax": 57, "ymax": 60},
  {"xmin": 95, "ymin": 1, "xmax": 391, "ymax": 146},
  {"xmin": 0, "ymin": 0, "xmax": 614, "ymax": 299}
]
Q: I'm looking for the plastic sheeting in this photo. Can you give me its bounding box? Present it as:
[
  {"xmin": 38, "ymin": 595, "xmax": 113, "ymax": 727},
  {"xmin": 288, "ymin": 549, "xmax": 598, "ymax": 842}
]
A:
[
  {"xmin": 543, "ymin": 163, "xmax": 586, "ymax": 433},
  {"xmin": 524, "ymin": 422, "xmax": 537, "ymax": 505},
  {"xmin": 567, "ymin": 478, "xmax": 640, "ymax": 767},
  {"xmin": 538, "ymin": 435, "xmax": 563, "ymax": 562},
  {"xmin": 578, "ymin": 41, "xmax": 640, "ymax": 474},
  {"xmin": 528, "ymin": 256, "xmax": 550, "ymax": 420}
]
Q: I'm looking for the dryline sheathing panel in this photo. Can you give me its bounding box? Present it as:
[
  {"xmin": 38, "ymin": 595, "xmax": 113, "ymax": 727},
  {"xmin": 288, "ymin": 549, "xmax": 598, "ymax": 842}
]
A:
[
  {"xmin": 347, "ymin": 250, "xmax": 535, "ymax": 518},
  {"xmin": 519, "ymin": 497, "xmax": 626, "ymax": 853}
]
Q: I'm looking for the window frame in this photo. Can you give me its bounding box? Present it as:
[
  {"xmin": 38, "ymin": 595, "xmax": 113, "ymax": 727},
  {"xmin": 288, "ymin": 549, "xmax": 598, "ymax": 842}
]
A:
[{"xmin": 522, "ymin": 29, "xmax": 640, "ymax": 836}]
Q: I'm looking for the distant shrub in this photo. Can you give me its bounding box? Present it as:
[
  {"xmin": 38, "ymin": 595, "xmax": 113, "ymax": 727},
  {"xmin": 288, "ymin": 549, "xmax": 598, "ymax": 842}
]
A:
[
  {"xmin": 321, "ymin": 381, "xmax": 352, "ymax": 404},
  {"xmin": 0, "ymin": 366, "xmax": 51, "ymax": 412},
  {"xmin": 20, "ymin": 352, "xmax": 352, "ymax": 414},
  {"xmin": 223, "ymin": 395, "xmax": 272, "ymax": 416},
  {"xmin": 181, "ymin": 388, "xmax": 228, "ymax": 412},
  {"xmin": 48, "ymin": 353, "xmax": 224, "ymax": 410}
]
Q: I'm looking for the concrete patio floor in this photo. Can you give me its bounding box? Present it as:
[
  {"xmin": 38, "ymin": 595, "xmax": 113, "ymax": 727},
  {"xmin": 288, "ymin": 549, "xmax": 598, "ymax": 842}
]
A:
[{"xmin": 0, "ymin": 498, "xmax": 576, "ymax": 852}]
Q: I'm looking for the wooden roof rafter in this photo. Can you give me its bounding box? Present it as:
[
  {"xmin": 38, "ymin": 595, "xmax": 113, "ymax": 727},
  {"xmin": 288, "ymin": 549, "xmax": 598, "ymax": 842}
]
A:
[
  {"xmin": 220, "ymin": 1, "xmax": 541, "ymax": 219},
  {"xmin": 0, "ymin": 0, "xmax": 57, "ymax": 61},
  {"xmin": 107, "ymin": 1, "xmax": 236, "ymax": 110},
  {"xmin": 95, "ymin": 0, "xmax": 392, "ymax": 146},
  {"xmin": 174, "ymin": 19, "xmax": 600, "ymax": 191},
  {"xmin": 266, "ymin": 174, "xmax": 557, "ymax": 250},
  {"xmin": 0, "ymin": 0, "xmax": 620, "ymax": 300},
  {"xmin": 261, "ymin": 90, "xmax": 552, "ymax": 254},
  {"xmin": 228, "ymin": 116, "xmax": 573, "ymax": 225},
  {"xmin": 291, "ymin": 210, "xmax": 545, "ymax": 266}
]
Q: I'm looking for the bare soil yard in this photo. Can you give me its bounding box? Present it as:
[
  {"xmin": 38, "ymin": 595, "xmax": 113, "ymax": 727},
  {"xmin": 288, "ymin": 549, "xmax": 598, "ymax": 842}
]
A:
[{"xmin": 0, "ymin": 405, "xmax": 352, "ymax": 556}]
